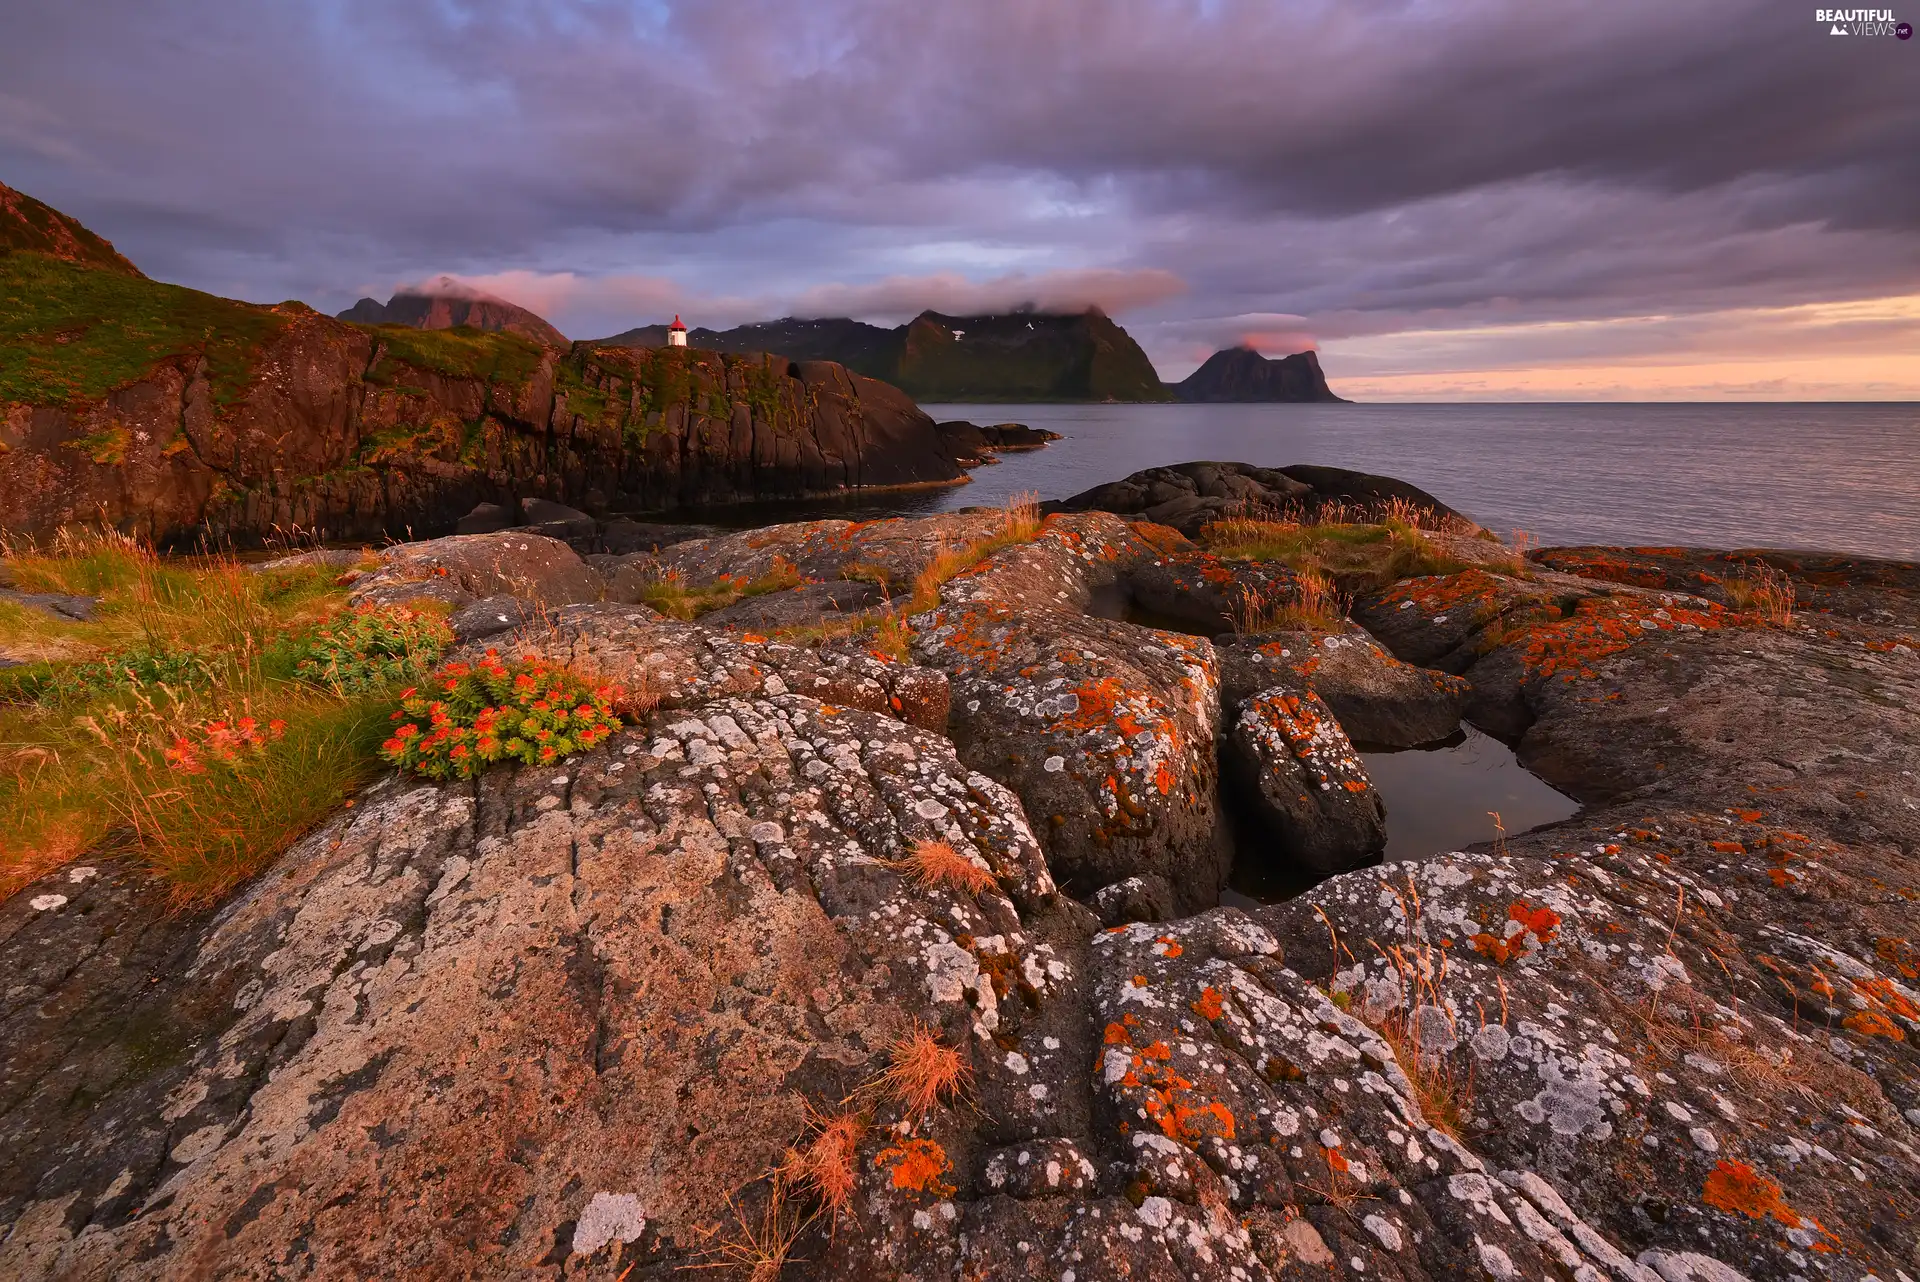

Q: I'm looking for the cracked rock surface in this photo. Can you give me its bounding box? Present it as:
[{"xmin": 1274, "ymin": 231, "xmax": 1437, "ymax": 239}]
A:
[{"xmin": 3, "ymin": 496, "xmax": 1917, "ymax": 1280}]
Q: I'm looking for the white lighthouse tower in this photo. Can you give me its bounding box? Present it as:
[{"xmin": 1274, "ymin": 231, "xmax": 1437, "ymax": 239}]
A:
[{"xmin": 667, "ymin": 315, "xmax": 688, "ymax": 347}]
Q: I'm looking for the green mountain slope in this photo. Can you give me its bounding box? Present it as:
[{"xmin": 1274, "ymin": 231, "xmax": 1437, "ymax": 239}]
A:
[
  {"xmin": 1, "ymin": 180, "xmax": 144, "ymax": 276},
  {"xmin": 595, "ymin": 306, "xmax": 1170, "ymax": 402}
]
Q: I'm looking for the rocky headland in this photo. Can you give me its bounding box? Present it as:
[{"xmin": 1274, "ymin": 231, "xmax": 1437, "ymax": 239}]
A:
[
  {"xmin": 0, "ymin": 182, "xmax": 1063, "ymax": 548},
  {"xmin": 2, "ymin": 458, "xmax": 1916, "ymax": 1281}
]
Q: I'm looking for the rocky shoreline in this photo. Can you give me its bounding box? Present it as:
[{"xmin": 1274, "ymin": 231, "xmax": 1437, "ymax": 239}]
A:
[{"xmin": 2, "ymin": 465, "xmax": 1916, "ymax": 1280}]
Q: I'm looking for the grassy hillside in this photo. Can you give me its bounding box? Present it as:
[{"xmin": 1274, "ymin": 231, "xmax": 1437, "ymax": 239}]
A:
[
  {"xmin": 0, "ymin": 180, "xmax": 143, "ymax": 276},
  {"xmin": 0, "ymin": 251, "xmax": 291, "ymax": 409}
]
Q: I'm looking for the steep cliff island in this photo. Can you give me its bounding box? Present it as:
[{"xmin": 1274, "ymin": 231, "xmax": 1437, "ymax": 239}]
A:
[
  {"xmin": 1174, "ymin": 345, "xmax": 1347, "ymax": 403},
  {"xmin": 3, "ymin": 450, "xmax": 1917, "ymax": 1281}
]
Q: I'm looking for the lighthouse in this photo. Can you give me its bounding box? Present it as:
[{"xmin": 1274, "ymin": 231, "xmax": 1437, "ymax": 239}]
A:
[{"xmin": 667, "ymin": 315, "xmax": 688, "ymax": 347}]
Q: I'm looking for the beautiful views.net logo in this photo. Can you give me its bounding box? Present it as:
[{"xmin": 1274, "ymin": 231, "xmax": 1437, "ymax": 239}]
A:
[{"xmin": 1815, "ymin": 7, "xmax": 1913, "ymax": 35}]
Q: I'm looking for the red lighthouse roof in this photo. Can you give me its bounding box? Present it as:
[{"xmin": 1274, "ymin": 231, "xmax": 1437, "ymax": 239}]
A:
[{"xmin": 668, "ymin": 314, "xmax": 686, "ymax": 332}]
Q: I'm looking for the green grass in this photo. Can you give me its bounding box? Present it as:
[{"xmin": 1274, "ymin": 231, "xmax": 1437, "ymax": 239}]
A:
[
  {"xmin": 637, "ymin": 557, "xmax": 805, "ymax": 621},
  {"xmin": 360, "ymin": 324, "xmax": 546, "ymax": 386},
  {"xmin": 1200, "ymin": 515, "xmax": 1476, "ymax": 589},
  {"xmin": 0, "ymin": 532, "xmax": 435, "ymax": 905},
  {"xmin": 0, "ymin": 252, "xmax": 291, "ymax": 409}
]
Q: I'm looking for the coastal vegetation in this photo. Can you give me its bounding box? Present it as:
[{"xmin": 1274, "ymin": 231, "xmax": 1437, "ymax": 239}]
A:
[{"xmin": 0, "ymin": 532, "xmax": 441, "ymax": 903}]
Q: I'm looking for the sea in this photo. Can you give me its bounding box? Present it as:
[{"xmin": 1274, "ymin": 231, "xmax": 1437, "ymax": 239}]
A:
[{"xmin": 791, "ymin": 402, "xmax": 1920, "ymax": 561}]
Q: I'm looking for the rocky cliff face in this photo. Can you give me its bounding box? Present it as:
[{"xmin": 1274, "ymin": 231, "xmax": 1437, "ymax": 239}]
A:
[
  {"xmin": 0, "ymin": 190, "xmax": 968, "ymax": 545},
  {"xmin": 597, "ymin": 306, "xmax": 1171, "ymax": 402},
  {"xmin": 1, "ymin": 307, "xmax": 962, "ymax": 545},
  {"xmin": 337, "ymin": 279, "xmax": 569, "ymax": 346},
  {"xmin": 1173, "ymin": 345, "xmax": 1346, "ymax": 403}
]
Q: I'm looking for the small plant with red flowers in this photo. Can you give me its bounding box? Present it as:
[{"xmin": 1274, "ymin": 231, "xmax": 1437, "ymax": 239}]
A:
[
  {"xmin": 381, "ymin": 650, "xmax": 621, "ymax": 778},
  {"xmin": 294, "ymin": 604, "xmax": 452, "ymax": 693},
  {"xmin": 161, "ymin": 714, "xmax": 289, "ymax": 773}
]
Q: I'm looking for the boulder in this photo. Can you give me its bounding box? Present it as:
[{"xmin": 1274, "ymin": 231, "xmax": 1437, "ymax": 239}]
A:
[
  {"xmin": 912, "ymin": 514, "xmax": 1230, "ymax": 909},
  {"xmin": 698, "ymin": 580, "xmax": 891, "ymax": 632},
  {"xmin": 978, "ymin": 422, "xmax": 1059, "ymax": 450},
  {"xmin": 1053, "ymin": 460, "xmax": 1480, "ymax": 536},
  {"xmin": 1124, "ymin": 550, "xmax": 1304, "ymax": 635},
  {"xmin": 516, "ymin": 497, "xmax": 595, "ymax": 544},
  {"xmin": 1218, "ymin": 626, "xmax": 1470, "ymax": 748},
  {"xmin": 347, "ymin": 531, "xmax": 605, "ymax": 611},
  {"xmin": 454, "ymin": 501, "xmax": 515, "ymax": 535},
  {"xmin": 597, "ymin": 519, "xmax": 725, "ymax": 556},
  {"xmin": 1223, "ymin": 685, "xmax": 1387, "ymax": 875}
]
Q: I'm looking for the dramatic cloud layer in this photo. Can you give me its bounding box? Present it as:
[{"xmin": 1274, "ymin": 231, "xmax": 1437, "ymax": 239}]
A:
[{"xmin": 3, "ymin": 0, "xmax": 1916, "ymax": 396}]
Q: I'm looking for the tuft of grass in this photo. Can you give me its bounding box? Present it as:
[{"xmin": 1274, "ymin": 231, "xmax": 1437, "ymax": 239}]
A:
[
  {"xmin": 695, "ymin": 1190, "xmax": 806, "ymax": 1281},
  {"xmin": 1231, "ymin": 568, "xmax": 1345, "ymax": 633},
  {"xmin": 1720, "ymin": 561, "xmax": 1795, "ymax": 627},
  {"xmin": 890, "ymin": 837, "xmax": 996, "ymax": 896},
  {"xmin": 872, "ymin": 1022, "xmax": 971, "ymax": 1120},
  {"xmin": 638, "ymin": 557, "xmax": 805, "ymax": 621},
  {"xmin": 782, "ymin": 1110, "xmax": 868, "ymax": 1221}
]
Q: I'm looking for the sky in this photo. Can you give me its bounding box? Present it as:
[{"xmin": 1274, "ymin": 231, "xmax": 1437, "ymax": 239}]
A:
[{"xmin": 3, "ymin": 0, "xmax": 1917, "ymax": 399}]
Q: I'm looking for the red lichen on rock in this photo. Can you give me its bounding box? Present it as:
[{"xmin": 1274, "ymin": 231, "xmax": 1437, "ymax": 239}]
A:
[
  {"xmin": 1702, "ymin": 1161, "xmax": 1820, "ymax": 1233},
  {"xmin": 875, "ymin": 1138, "xmax": 955, "ymax": 1197}
]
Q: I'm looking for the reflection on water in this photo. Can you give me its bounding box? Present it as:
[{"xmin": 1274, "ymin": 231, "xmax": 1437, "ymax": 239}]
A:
[
  {"xmin": 1361, "ymin": 726, "xmax": 1578, "ymax": 863},
  {"xmin": 1222, "ymin": 725, "xmax": 1577, "ymax": 906}
]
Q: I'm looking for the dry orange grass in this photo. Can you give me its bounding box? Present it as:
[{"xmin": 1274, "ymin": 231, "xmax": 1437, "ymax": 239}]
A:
[
  {"xmin": 874, "ymin": 1022, "xmax": 971, "ymax": 1119},
  {"xmin": 1722, "ymin": 561, "xmax": 1795, "ymax": 627},
  {"xmin": 783, "ymin": 1110, "xmax": 868, "ymax": 1220},
  {"xmin": 892, "ymin": 837, "xmax": 995, "ymax": 896}
]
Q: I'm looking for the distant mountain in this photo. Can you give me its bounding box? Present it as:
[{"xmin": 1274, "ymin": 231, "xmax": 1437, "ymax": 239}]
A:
[
  {"xmin": 0, "ymin": 180, "xmax": 143, "ymax": 276},
  {"xmin": 339, "ymin": 278, "xmax": 567, "ymax": 346},
  {"xmin": 593, "ymin": 306, "xmax": 1170, "ymax": 402},
  {"xmin": 1172, "ymin": 346, "xmax": 1346, "ymax": 403}
]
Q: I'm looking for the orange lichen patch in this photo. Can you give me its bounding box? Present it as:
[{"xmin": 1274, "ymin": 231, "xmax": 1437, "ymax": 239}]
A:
[
  {"xmin": 1323, "ymin": 1144, "xmax": 1350, "ymax": 1174},
  {"xmin": 1133, "ymin": 522, "xmax": 1193, "ymax": 554},
  {"xmin": 1192, "ymin": 986, "xmax": 1225, "ymax": 1020},
  {"xmin": 874, "ymin": 1138, "xmax": 955, "ymax": 1198},
  {"xmin": 1104, "ymin": 1021, "xmax": 1134, "ymax": 1046},
  {"xmin": 1540, "ymin": 550, "xmax": 1674, "ymax": 588},
  {"xmin": 875, "ymin": 1024, "xmax": 971, "ymax": 1119},
  {"xmin": 1153, "ymin": 935, "xmax": 1184, "ymax": 958},
  {"xmin": 1767, "ymin": 868, "xmax": 1797, "ymax": 887},
  {"xmin": 1710, "ymin": 840, "xmax": 1746, "ymax": 854},
  {"xmin": 1842, "ymin": 1010, "xmax": 1906, "ymax": 1040},
  {"xmin": 891, "ymin": 837, "xmax": 996, "ymax": 896},
  {"xmin": 1874, "ymin": 937, "xmax": 1919, "ymax": 979},
  {"xmin": 784, "ymin": 1111, "xmax": 868, "ymax": 1217},
  {"xmin": 1513, "ymin": 594, "xmax": 1739, "ymax": 683},
  {"xmin": 1470, "ymin": 900, "xmax": 1561, "ymax": 964},
  {"xmin": 1853, "ymin": 976, "xmax": 1920, "ymax": 1021},
  {"xmin": 1702, "ymin": 1161, "xmax": 1815, "ymax": 1230},
  {"xmin": 1733, "ymin": 808, "xmax": 1764, "ymax": 822}
]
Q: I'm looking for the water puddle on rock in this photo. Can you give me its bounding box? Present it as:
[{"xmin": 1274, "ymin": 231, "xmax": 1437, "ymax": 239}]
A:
[{"xmin": 1222, "ymin": 726, "xmax": 1578, "ymax": 906}]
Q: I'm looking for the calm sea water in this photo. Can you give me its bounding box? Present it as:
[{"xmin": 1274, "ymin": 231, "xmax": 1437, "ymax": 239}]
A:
[{"xmin": 891, "ymin": 402, "xmax": 1919, "ymax": 560}]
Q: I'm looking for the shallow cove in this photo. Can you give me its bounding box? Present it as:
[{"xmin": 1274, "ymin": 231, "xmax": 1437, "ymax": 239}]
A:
[{"xmin": 1221, "ymin": 725, "xmax": 1578, "ymax": 906}]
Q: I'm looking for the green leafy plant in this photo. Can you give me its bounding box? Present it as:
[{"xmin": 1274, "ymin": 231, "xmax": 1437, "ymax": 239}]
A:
[
  {"xmin": 50, "ymin": 643, "xmax": 221, "ymax": 702},
  {"xmin": 382, "ymin": 651, "xmax": 621, "ymax": 778},
  {"xmin": 294, "ymin": 604, "xmax": 452, "ymax": 692}
]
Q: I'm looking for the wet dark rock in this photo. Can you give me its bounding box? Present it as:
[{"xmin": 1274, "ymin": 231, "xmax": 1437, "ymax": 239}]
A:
[
  {"xmin": 517, "ymin": 497, "xmax": 596, "ymax": 544},
  {"xmin": 1055, "ymin": 459, "xmax": 1479, "ymax": 537}
]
